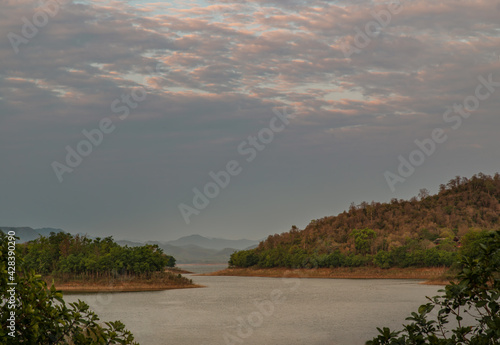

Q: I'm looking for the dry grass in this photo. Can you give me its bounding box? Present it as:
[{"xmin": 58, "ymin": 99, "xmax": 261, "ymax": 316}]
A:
[
  {"xmin": 53, "ymin": 283, "xmax": 203, "ymax": 293},
  {"xmin": 45, "ymin": 271, "xmax": 203, "ymax": 293},
  {"xmin": 202, "ymin": 267, "xmax": 453, "ymax": 285},
  {"xmin": 165, "ymin": 267, "xmax": 193, "ymax": 274}
]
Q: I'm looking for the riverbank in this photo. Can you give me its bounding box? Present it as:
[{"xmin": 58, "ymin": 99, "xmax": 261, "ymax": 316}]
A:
[
  {"xmin": 203, "ymin": 267, "xmax": 454, "ymax": 285},
  {"xmin": 53, "ymin": 282, "xmax": 203, "ymax": 293},
  {"xmin": 165, "ymin": 267, "xmax": 194, "ymax": 274},
  {"xmin": 46, "ymin": 271, "xmax": 203, "ymax": 293}
]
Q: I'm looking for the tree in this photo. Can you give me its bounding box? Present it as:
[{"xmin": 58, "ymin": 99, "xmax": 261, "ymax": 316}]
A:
[
  {"xmin": 228, "ymin": 249, "xmax": 259, "ymax": 267},
  {"xmin": 0, "ymin": 232, "xmax": 138, "ymax": 344},
  {"xmin": 351, "ymin": 228, "xmax": 377, "ymax": 255},
  {"xmin": 366, "ymin": 230, "xmax": 500, "ymax": 345},
  {"xmin": 419, "ymin": 188, "xmax": 430, "ymax": 200},
  {"xmin": 373, "ymin": 250, "xmax": 392, "ymax": 269}
]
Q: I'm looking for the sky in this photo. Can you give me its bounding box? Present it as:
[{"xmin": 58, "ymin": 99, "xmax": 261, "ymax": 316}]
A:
[{"xmin": 1, "ymin": 0, "xmax": 499, "ymax": 242}]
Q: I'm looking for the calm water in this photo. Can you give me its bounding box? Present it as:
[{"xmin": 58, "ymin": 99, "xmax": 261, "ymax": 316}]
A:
[{"xmin": 63, "ymin": 265, "xmax": 443, "ymax": 345}]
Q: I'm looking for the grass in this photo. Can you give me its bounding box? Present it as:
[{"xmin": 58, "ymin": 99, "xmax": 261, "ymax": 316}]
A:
[{"xmin": 44, "ymin": 271, "xmax": 203, "ymax": 292}]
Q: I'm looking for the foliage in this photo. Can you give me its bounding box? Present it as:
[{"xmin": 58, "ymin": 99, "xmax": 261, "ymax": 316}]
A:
[
  {"xmin": 459, "ymin": 230, "xmax": 493, "ymax": 261},
  {"xmin": 228, "ymin": 249, "xmax": 259, "ymax": 268},
  {"xmin": 229, "ymin": 244, "xmax": 456, "ymax": 269},
  {"xmin": 19, "ymin": 232, "xmax": 175, "ymax": 277},
  {"xmin": 352, "ymin": 228, "xmax": 377, "ymax": 255},
  {"xmin": 374, "ymin": 250, "xmax": 393, "ymax": 269},
  {"xmin": 366, "ymin": 230, "xmax": 500, "ymax": 345},
  {"xmin": 0, "ymin": 232, "xmax": 138, "ymax": 344}
]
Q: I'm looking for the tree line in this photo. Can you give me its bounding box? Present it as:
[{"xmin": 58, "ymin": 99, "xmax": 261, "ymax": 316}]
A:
[
  {"xmin": 19, "ymin": 232, "xmax": 176, "ymax": 278},
  {"xmin": 229, "ymin": 229, "xmax": 463, "ymax": 269}
]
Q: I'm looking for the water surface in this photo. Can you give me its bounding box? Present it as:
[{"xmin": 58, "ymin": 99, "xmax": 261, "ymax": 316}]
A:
[{"xmin": 63, "ymin": 265, "xmax": 442, "ymax": 345}]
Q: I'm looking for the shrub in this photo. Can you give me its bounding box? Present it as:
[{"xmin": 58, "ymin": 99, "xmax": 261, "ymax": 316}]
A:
[
  {"xmin": 366, "ymin": 230, "xmax": 500, "ymax": 345},
  {"xmin": 374, "ymin": 251, "xmax": 392, "ymax": 269},
  {"xmin": 0, "ymin": 232, "xmax": 138, "ymax": 344}
]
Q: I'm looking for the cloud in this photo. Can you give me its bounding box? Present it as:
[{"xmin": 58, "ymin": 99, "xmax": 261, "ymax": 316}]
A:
[
  {"xmin": 1, "ymin": 0, "xmax": 499, "ymax": 238},
  {"xmin": 2, "ymin": 0, "xmax": 499, "ymax": 127}
]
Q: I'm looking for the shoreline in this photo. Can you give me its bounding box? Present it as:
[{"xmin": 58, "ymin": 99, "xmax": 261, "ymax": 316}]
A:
[
  {"xmin": 45, "ymin": 269, "xmax": 203, "ymax": 293},
  {"xmin": 55, "ymin": 283, "xmax": 204, "ymax": 293},
  {"xmin": 202, "ymin": 267, "xmax": 453, "ymax": 285},
  {"xmin": 165, "ymin": 267, "xmax": 194, "ymax": 274}
]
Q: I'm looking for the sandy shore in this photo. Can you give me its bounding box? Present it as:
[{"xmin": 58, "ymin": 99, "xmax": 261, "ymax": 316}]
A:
[{"xmin": 202, "ymin": 267, "xmax": 454, "ymax": 285}]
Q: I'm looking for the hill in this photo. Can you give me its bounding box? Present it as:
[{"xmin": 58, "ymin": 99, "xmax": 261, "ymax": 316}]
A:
[
  {"xmin": 165, "ymin": 234, "xmax": 257, "ymax": 251},
  {"xmin": 116, "ymin": 235, "xmax": 260, "ymax": 264},
  {"xmin": 148, "ymin": 242, "xmax": 232, "ymax": 263},
  {"xmin": 0, "ymin": 227, "xmax": 63, "ymax": 243},
  {"xmin": 34, "ymin": 227, "xmax": 65, "ymax": 237},
  {"xmin": 2, "ymin": 227, "xmax": 257, "ymax": 264},
  {"xmin": 229, "ymin": 173, "xmax": 500, "ymax": 269}
]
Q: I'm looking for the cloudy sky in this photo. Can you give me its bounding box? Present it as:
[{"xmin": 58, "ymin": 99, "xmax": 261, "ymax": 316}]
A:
[{"xmin": 1, "ymin": 0, "xmax": 499, "ymax": 241}]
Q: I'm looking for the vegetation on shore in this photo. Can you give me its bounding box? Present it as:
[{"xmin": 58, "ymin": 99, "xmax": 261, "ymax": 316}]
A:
[
  {"xmin": 367, "ymin": 230, "xmax": 500, "ymax": 345},
  {"xmin": 165, "ymin": 267, "xmax": 194, "ymax": 274},
  {"xmin": 17, "ymin": 232, "xmax": 196, "ymax": 290},
  {"xmin": 46, "ymin": 271, "xmax": 200, "ymax": 293},
  {"xmin": 230, "ymin": 173, "xmax": 500, "ymax": 270},
  {"xmin": 1, "ymin": 232, "xmax": 139, "ymax": 344}
]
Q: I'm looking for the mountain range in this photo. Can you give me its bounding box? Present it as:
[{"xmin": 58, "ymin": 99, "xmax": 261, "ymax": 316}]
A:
[
  {"xmin": 0, "ymin": 227, "xmax": 65, "ymax": 243},
  {"xmin": 0, "ymin": 227, "xmax": 259, "ymax": 264},
  {"xmin": 116, "ymin": 235, "xmax": 259, "ymax": 263}
]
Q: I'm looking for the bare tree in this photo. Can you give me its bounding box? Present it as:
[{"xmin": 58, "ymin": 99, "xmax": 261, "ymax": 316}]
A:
[{"xmin": 418, "ymin": 188, "xmax": 430, "ymax": 200}]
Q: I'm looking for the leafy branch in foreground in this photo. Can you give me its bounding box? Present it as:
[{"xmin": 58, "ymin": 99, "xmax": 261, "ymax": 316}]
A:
[
  {"xmin": 0, "ymin": 232, "xmax": 138, "ymax": 345},
  {"xmin": 366, "ymin": 230, "xmax": 500, "ymax": 345}
]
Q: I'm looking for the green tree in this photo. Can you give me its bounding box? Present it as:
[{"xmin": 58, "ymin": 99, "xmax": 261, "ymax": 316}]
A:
[
  {"xmin": 351, "ymin": 228, "xmax": 377, "ymax": 255},
  {"xmin": 367, "ymin": 230, "xmax": 500, "ymax": 345},
  {"xmin": 0, "ymin": 232, "xmax": 138, "ymax": 344},
  {"xmin": 228, "ymin": 249, "xmax": 259, "ymax": 267},
  {"xmin": 374, "ymin": 250, "xmax": 392, "ymax": 269}
]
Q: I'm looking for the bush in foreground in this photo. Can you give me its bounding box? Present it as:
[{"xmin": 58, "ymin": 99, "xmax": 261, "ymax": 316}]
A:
[
  {"xmin": 367, "ymin": 230, "xmax": 500, "ymax": 345},
  {"xmin": 0, "ymin": 232, "xmax": 138, "ymax": 344}
]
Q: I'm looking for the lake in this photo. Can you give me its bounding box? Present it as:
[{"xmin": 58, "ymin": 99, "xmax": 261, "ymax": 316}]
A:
[{"xmin": 63, "ymin": 265, "xmax": 443, "ymax": 345}]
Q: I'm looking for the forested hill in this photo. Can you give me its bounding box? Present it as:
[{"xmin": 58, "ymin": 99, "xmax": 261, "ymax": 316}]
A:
[{"xmin": 230, "ymin": 173, "xmax": 500, "ymax": 269}]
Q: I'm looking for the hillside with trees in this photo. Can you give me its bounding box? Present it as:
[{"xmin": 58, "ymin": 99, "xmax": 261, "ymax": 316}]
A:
[{"xmin": 230, "ymin": 173, "xmax": 500, "ymax": 269}]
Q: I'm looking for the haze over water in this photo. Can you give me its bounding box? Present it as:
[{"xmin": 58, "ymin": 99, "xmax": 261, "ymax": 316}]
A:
[{"xmin": 64, "ymin": 265, "xmax": 442, "ymax": 345}]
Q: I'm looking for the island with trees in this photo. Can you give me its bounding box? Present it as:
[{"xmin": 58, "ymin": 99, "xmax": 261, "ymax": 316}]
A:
[
  {"xmin": 17, "ymin": 232, "xmax": 199, "ymax": 292},
  {"xmin": 1, "ymin": 231, "xmax": 141, "ymax": 344}
]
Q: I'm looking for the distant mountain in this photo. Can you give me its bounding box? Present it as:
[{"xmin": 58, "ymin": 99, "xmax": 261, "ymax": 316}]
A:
[
  {"xmin": 165, "ymin": 234, "xmax": 258, "ymax": 251},
  {"xmin": 244, "ymin": 244, "xmax": 259, "ymax": 250},
  {"xmin": 1, "ymin": 227, "xmax": 259, "ymax": 264},
  {"xmin": 117, "ymin": 240, "xmax": 238, "ymax": 264},
  {"xmin": 158, "ymin": 244, "xmax": 232, "ymax": 263},
  {"xmin": 0, "ymin": 227, "xmax": 40, "ymax": 242},
  {"xmin": 115, "ymin": 240, "xmax": 143, "ymax": 247},
  {"xmin": 34, "ymin": 227, "xmax": 65, "ymax": 237},
  {"xmin": 115, "ymin": 235, "xmax": 259, "ymax": 264},
  {"xmin": 0, "ymin": 227, "xmax": 64, "ymax": 243}
]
